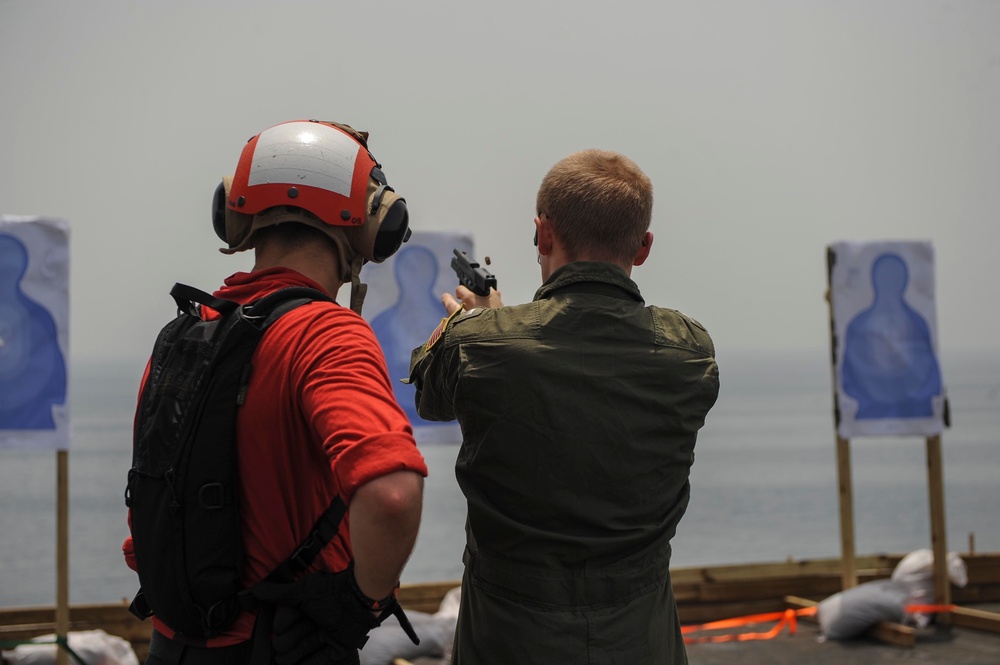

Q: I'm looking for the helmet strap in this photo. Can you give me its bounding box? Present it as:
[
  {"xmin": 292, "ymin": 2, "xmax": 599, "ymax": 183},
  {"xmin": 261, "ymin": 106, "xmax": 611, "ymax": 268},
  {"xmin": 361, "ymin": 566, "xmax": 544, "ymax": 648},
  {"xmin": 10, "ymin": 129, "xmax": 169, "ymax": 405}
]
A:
[{"xmin": 348, "ymin": 254, "xmax": 368, "ymax": 315}]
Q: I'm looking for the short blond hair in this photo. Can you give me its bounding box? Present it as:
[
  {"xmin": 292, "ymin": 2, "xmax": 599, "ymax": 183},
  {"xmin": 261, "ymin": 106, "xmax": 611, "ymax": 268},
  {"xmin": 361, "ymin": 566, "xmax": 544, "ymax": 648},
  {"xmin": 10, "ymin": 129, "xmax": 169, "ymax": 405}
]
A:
[{"xmin": 536, "ymin": 150, "xmax": 653, "ymax": 264}]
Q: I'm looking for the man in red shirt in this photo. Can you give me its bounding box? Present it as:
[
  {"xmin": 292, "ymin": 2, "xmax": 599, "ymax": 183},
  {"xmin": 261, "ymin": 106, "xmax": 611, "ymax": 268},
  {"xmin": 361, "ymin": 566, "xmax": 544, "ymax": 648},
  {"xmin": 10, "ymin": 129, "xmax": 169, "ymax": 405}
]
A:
[{"xmin": 124, "ymin": 120, "xmax": 427, "ymax": 665}]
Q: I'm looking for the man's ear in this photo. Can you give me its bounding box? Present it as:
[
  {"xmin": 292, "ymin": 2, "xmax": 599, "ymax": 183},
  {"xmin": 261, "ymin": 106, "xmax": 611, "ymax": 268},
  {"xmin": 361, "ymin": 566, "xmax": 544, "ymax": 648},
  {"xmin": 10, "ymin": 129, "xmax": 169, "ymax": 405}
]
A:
[
  {"xmin": 633, "ymin": 231, "xmax": 653, "ymax": 266},
  {"xmin": 535, "ymin": 216, "xmax": 554, "ymax": 256}
]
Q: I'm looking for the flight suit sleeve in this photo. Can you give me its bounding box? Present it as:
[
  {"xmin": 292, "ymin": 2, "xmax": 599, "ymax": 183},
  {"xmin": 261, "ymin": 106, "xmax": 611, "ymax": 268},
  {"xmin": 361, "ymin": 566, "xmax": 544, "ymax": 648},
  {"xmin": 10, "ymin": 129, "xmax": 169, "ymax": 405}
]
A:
[{"xmin": 407, "ymin": 309, "xmax": 465, "ymax": 422}]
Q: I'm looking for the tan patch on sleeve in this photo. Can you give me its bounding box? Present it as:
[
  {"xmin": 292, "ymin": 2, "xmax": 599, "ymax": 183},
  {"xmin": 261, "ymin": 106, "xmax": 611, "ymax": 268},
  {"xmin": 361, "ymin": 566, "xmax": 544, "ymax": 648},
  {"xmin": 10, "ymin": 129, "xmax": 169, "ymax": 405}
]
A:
[{"xmin": 424, "ymin": 308, "xmax": 464, "ymax": 350}]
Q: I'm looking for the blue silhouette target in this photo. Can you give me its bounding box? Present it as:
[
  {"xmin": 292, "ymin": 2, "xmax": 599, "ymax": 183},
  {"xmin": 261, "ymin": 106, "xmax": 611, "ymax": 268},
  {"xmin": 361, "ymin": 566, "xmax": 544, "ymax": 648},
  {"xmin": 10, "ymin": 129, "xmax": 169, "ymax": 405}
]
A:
[
  {"xmin": 370, "ymin": 245, "xmax": 447, "ymax": 425},
  {"xmin": 0, "ymin": 216, "xmax": 70, "ymax": 450},
  {"xmin": 829, "ymin": 241, "xmax": 945, "ymax": 437},
  {"xmin": 841, "ymin": 254, "xmax": 941, "ymax": 419},
  {"xmin": 361, "ymin": 232, "xmax": 473, "ymax": 444}
]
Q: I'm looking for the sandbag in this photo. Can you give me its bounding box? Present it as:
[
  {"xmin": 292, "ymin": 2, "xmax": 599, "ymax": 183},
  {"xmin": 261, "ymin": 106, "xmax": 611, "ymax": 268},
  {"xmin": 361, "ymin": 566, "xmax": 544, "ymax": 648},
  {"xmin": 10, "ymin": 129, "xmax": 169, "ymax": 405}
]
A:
[
  {"xmin": 1, "ymin": 630, "xmax": 138, "ymax": 665},
  {"xmin": 890, "ymin": 548, "xmax": 967, "ymax": 628},
  {"xmin": 360, "ymin": 587, "xmax": 461, "ymax": 665},
  {"xmin": 817, "ymin": 580, "xmax": 908, "ymax": 640}
]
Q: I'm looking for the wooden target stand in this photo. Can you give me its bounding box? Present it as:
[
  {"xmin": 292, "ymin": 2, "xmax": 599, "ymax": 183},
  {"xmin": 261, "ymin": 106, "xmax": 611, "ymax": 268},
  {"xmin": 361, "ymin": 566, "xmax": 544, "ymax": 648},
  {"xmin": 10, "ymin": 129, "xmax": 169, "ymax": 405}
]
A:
[
  {"xmin": 56, "ymin": 450, "xmax": 70, "ymax": 665},
  {"xmin": 822, "ymin": 244, "xmax": 952, "ymax": 607},
  {"xmin": 822, "ymin": 254, "xmax": 954, "ymax": 647},
  {"xmin": 5, "ymin": 451, "xmax": 75, "ymax": 665},
  {"xmin": 823, "ymin": 300, "xmax": 1000, "ymax": 644},
  {"xmin": 824, "ymin": 275, "xmax": 951, "ymax": 605},
  {"xmin": 833, "ymin": 431, "xmax": 951, "ymax": 602}
]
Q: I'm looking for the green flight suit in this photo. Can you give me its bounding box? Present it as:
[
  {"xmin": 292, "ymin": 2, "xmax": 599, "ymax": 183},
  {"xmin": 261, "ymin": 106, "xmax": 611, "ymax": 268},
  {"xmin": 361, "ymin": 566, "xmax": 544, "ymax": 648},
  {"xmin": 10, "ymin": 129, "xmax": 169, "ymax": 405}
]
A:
[{"xmin": 409, "ymin": 261, "xmax": 720, "ymax": 664}]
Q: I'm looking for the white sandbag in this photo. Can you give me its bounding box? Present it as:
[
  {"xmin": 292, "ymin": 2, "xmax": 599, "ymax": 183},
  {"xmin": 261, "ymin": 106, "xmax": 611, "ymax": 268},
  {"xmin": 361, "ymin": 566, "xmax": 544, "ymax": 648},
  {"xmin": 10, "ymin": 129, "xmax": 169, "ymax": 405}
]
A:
[
  {"xmin": 1, "ymin": 630, "xmax": 139, "ymax": 665},
  {"xmin": 891, "ymin": 548, "xmax": 968, "ymax": 589},
  {"xmin": 432, "ymin": 586, "xmax": 461, "ymax": 663},
  {"xmin": 817, "ymin": 580, "xmax": 908, "ymax": 640},
  {"xmin": 360, "ymin": 611, "xmax": 457, "ymax": 665},
  {"xmin": 434, "ymin": 586, "xmax": 461, "ymax": 621},
  {"xmin": 890, "ymin": 548, "xmax": 967, "ymax": 627}
]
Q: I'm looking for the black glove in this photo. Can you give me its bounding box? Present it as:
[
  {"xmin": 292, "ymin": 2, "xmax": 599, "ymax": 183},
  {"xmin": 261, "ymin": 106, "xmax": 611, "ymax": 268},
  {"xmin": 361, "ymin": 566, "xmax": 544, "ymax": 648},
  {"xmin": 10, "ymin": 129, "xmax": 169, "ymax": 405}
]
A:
[
  {"xmin": 251, "ymin": 568, "xmax": 378, "ymax": 665},
  {"xmin": 250, "ymin": 566, "xmax": 418, "ymax": 665},
  {"xmin": 269, "ymin": 605, "xmax": 363, "ymax": 665}
]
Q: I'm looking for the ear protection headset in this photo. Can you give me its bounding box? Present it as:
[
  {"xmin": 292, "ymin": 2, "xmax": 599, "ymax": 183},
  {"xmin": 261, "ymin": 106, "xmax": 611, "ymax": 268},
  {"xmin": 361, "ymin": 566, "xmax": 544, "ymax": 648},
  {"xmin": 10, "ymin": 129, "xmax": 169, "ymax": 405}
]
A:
[
  {"xmin": 366, "ymin": 166, "xmax": 411, "ymax": 262},
  {"xmin": 211, "ymin": 119, "xmax": 410, "ymax": 263},
  {"xmin": 211, "ymin": 180, "xmax": 230, "ymax": 244}
]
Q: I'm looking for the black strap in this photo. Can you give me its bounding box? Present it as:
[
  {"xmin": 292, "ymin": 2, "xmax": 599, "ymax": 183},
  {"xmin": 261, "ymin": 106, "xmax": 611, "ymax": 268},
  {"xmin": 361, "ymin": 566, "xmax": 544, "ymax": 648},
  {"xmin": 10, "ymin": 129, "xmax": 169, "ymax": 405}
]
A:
[
  {"xmin": 148, "ymin": 630, "xmax": 252, "ymax": 665},
  {"xmin": 170, "ymin": 282, "xmax": 239, "ymax": 317},
  {"xmin": 246, "ymin": 604, "xmax": 276, "ymax": 665},
  {"xmin": 243, "ymin": 495, "xmax": 348, "ymax": 665},
  {"xmin": 263, "ymin": 496, "xmax": 348, "ymax": 585},
  {"xmin": 244, "ymin": 286, "xmax": 332, "ymax": 323},
  {"xmin": 170, "ymin": 283, "xmax": 333, "ymax": 322},
  {"xmin": 388, "ymin": 602, "xmax": 420, "ymax": 646},
  {"xmin": 129, "ymin": 588, "xmax": 153, "ymax": 620}
]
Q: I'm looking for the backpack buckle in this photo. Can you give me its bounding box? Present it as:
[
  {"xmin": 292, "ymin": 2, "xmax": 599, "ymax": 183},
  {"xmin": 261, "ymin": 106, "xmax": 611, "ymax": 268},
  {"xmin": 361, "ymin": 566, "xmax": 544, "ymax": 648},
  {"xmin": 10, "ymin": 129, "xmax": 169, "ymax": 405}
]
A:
[
  {"xmin": 288, "ymin": 533, "xmax": 319, "ymax": 572},
  {"xmin": 199, "ymin": 483, "xmax": 226, "ymax": 510}
]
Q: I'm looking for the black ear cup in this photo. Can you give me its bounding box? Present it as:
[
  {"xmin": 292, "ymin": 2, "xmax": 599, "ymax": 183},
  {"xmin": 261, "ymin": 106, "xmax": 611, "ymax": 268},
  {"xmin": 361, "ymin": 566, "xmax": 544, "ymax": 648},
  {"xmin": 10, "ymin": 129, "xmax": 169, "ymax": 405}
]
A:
[
  {"xmin": 367, "ymin": 165, "xmax": 410, "ymax": 262},
  {"xmin": 372, "ymin": 199, "xmax": 410, "ymax": 262},
  {"xmin": 212, "ymin": 181, "xmax": 228, "ymax": 243}
]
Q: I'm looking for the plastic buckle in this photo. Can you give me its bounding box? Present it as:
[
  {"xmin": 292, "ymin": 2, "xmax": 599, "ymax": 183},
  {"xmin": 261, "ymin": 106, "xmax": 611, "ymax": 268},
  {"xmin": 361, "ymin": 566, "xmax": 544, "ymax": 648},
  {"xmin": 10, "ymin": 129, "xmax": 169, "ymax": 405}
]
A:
[{"xmin": 288, "ymin": 534, "xmax": 318, "ymax": 571}]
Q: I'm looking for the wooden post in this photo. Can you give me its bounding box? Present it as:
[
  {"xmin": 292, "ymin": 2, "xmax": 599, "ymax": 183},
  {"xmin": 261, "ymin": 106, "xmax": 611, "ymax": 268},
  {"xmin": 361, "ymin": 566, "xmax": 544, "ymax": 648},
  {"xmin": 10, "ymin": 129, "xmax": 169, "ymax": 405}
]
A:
[
  {"xmin": 926, "ymin": 434, "xmax": 951, "ymax": 609},
  {"xmin": 56, "ymin": 450, "xmax": 69, "ymax": 665},
  {"xmin": 825, "ymin": 259, "xmax": 857, "ymax": 591},
  {"xmin": 835, "ymin": 436, "xmax": 857, "ymax": 589}
]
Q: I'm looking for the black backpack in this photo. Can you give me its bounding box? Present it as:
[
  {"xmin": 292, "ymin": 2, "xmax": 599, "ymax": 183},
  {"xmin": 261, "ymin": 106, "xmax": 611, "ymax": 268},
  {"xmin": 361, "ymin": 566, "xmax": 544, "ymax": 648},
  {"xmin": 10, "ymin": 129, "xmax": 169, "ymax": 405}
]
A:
[{"xmin": 124, "ymin": 282, "xmax": 345, "ymax": 638}]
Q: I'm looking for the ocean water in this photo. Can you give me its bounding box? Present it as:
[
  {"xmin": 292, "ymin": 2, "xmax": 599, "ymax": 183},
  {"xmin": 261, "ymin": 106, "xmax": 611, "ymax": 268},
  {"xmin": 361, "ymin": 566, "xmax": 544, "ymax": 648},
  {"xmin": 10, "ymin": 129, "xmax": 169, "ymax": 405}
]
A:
[{"xmin": 1, "ymin": 349, "xmax": 997, "ymax": 608}]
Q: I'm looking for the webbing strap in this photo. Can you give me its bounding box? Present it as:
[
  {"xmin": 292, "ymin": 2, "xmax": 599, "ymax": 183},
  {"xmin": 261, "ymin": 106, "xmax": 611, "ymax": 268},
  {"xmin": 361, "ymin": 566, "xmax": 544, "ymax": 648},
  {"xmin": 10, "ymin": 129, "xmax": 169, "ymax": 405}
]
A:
[
  {"xmin": 681, "ymin": 603, "xmax": 958, "ymax": 644},
  {"xmin": 170, "ymin": 282, "xmax": 238, "ymax": 316},
  {"xmin": 261, "ymin": 495, "xmax": 348, "ymax": 585},
  {"xmin": 242, "ymin": 495, "xmax": 347, "ymax": 665}
]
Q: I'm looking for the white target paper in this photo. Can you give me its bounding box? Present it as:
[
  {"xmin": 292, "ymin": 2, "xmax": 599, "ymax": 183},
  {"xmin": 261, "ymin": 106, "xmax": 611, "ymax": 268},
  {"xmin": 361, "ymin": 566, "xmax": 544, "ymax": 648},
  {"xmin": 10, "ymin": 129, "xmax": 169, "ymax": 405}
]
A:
[{"xmin": 0, "ymin": 216, "xmax": 70, "ymax": 450}]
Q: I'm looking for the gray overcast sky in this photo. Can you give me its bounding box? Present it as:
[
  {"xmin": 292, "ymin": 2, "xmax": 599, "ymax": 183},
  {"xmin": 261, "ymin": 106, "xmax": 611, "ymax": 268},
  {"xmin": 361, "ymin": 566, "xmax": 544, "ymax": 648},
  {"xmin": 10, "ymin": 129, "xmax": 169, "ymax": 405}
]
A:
[{"xmin": 1, "ymin": 0, "xmax": 998, "ymax": 368}]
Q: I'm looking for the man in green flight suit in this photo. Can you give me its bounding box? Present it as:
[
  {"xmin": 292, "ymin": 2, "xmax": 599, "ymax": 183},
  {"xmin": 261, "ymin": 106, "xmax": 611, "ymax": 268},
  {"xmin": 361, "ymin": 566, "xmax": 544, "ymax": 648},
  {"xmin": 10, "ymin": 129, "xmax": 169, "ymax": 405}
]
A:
[{"xmin": 409, "ymin": 149, "xmax": 720, "ymax": 664}]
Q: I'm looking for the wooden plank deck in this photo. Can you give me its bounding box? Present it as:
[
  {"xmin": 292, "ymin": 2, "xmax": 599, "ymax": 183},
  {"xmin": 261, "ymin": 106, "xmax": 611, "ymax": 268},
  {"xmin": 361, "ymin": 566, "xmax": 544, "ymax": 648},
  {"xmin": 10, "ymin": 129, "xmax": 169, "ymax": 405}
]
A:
[{"xmin": 2, "ymin": 553, "xmax": 998, "ymax": 664}]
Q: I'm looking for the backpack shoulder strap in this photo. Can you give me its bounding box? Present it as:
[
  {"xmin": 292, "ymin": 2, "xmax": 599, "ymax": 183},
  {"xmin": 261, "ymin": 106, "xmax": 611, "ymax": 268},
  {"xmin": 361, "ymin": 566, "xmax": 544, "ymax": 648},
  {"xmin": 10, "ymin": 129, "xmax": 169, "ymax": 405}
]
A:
[
  {"xmin": 169, "ymin": 283, "xmax": 334, "ymax": 323},
  {"xmin": 238, "ymin": 286, "xmax": 345, "ymax": 582},
  {"xmin": 247, "ymin": 287, "xmax": 342, "ymax": 583},
  {"xmin": 170, "ymin": 282, "xmax": 239, "ymax": 317},
  {"xmin": 244, "ymin": 286, "xmax": 334, "ymax": 326}
]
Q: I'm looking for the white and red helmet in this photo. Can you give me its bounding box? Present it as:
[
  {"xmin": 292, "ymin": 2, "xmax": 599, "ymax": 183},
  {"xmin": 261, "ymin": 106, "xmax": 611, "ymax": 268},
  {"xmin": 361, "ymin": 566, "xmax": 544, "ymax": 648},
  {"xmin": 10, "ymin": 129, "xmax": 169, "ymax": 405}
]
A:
[{"xmin": 212, "ymin": 119, "xmax": 410, "ymax": 263}]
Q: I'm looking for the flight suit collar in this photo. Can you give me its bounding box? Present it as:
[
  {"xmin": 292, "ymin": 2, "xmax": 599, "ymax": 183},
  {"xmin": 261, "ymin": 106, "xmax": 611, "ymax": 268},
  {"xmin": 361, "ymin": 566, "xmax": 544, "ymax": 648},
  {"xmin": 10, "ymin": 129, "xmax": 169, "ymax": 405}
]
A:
[{"xmin": 533, "ymin": 261, "xmax": 645, "ymax": 303}]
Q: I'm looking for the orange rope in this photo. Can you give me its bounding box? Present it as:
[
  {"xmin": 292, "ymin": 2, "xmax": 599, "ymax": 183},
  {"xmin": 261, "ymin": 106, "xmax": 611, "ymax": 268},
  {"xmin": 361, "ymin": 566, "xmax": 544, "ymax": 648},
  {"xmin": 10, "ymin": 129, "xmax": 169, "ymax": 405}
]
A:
[
  {"xmin": 905, "ymin": 603, "xmax": 957, "ymax": 614},
  {"xmin": 682, "ymin": 603, "xmax": 955, "ymax": 644},
  {"xmin": 682, "ymin": 608, "xmax": 810, "ymax": 644}
]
